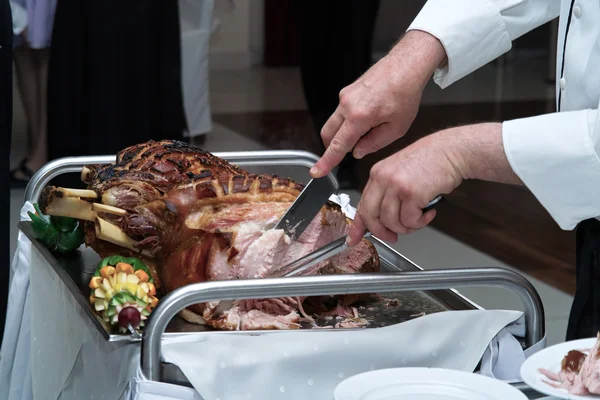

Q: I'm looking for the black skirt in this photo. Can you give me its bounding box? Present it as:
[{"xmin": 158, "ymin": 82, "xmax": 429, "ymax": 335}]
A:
[{"xmin": 46, "ymin": 0, "xmax": 187, "ymax": 166}]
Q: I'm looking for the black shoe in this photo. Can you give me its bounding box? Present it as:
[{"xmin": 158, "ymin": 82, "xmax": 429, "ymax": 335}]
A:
[{"xmin": 10, "ymin": 159, "xmax": 34, "ymax": 188}]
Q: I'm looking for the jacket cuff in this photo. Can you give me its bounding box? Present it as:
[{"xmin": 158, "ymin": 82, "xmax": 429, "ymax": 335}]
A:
[
  {"xmin": 407, "ymin": 0, "xmax": 512, "ymax": 88},
  {"xmin": 503, "ymin": 110, "xmax": 600, "ymax": 230}
]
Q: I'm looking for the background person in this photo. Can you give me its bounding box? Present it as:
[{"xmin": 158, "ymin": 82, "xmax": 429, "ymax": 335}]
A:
[{"xmin": 9, "ymin": 0, "xmax": 56, "ymax": 187}]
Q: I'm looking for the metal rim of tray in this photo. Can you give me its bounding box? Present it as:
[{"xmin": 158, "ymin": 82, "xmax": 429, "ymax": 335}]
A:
[
  {"xmin": 23, "ymin": 151, "xmax": 546, "ymax": 393},
  {"xmin": 141, "ymin": 268, "xmax": 544, "ymax": 382}
]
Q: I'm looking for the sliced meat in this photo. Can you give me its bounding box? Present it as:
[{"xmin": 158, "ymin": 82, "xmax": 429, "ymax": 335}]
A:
[{"xmin": 205, "ymin": 307, "xmax": 301, "ymax": 330}]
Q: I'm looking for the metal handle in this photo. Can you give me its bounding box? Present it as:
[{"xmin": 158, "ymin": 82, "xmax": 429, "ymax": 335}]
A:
[
  {"xmin": 23, "ymin": 150, "xmax": 327, "ymax": 204},
  {"xmin": 423, "ymin": 195, "xmax": 443, "ymax": 213},
  {"xmin": 141, "ymin": 267, "xmax": 545, "ymax": 381}
]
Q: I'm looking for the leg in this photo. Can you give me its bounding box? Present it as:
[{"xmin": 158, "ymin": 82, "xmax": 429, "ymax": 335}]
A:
[
  {"xmin": 295, "ymin": 1, "xmax": 380, "ymax": 188},
  {"xmin": 28, "ymin": 48, "xmax": 50, "ymax": 171},
  {"xmin": 295, "ymin": 0, "xmax": 380, "ymax": 134},
  {"xmin": 331, "ymin": 0, "xmax": 381, "ymax": 187},
  {"xmin": 13, "ymin": 45, "xmax": 38, "ymax": 149},
  {"xmin": 294, "ymin": 0, "xmax": 337, "ymax": 138},
  {"xmin": 11, "ymin": 45, "xmax": 41, "ymax": 186}
]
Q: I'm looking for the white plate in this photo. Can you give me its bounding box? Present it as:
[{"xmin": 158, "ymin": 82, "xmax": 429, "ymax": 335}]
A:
[
  {"xmin": 520, "ymin": 337, "xmax": 600, "ymax": 399},
  {"xmin": 333, "ymin": 367, "xmax": 528, "ymax": 400}
]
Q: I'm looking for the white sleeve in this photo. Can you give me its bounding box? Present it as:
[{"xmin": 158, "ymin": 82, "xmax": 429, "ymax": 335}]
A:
[
  {"xmin": 503, "ymin": 106, "xmax": 600, "ymax": 230},
  {"xmin": 407, "ymin": 0, "xmax": 560, "ymax": 88},
  {"xmin": 10, "ymin": 1, "xmax": 28, "ymax": 36}
]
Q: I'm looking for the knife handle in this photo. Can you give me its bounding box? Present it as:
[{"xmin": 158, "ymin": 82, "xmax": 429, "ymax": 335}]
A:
[{"xmin": 422, "ymin": 195, "xmax": 443, "ymax": 213}]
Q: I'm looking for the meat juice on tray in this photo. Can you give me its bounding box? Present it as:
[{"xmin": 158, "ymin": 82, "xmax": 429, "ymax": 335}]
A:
[{"xmin": 38, "ymin": 140, "xmax": 381, "ymax": 332}]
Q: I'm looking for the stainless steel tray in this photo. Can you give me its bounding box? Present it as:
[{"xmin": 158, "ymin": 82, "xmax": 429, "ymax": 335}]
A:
[
  {"xmin": 22, "ymin": 150, "xmax": 545, "ymax": 393},
  {"xmin": 19, "ymin": 150, "xmax": 545, "ymax": 391},
  {"xmin": 22, "ymin": 151, "xmax": 490, "ymax": 341}
]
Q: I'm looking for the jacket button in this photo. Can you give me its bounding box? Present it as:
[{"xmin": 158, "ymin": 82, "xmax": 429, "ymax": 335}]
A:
[
  {"xmin": 573, "ymin": 5, "xmax": 581, "ymax": 18},
  {"xmin": 560, "ymin": 78, "xmax": 566, "ymax": 90}
]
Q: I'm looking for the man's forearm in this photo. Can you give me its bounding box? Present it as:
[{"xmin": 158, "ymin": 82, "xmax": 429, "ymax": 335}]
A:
[
  {"xmin": 386, "ymin": 30, "xmax": 447, "ymax": 90},
  {"xmin": 439, "ymin": 123, "xmax": 524, "ymax": 186}
]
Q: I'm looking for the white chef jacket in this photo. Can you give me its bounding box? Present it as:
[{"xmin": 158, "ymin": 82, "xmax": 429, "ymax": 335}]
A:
[{"xmin": 408, "ymin": 0, "xmax": 600, "ymax": 230}]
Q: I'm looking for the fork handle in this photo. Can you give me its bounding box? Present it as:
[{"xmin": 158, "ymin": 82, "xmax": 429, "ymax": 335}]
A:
[{"xmin": 423, "ymin": 195, "xmax": 443, "ymax": 213}]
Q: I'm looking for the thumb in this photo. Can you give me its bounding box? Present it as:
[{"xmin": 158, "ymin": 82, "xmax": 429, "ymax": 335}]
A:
[{"xmin": 352, "ymin": 123, "xmax": 402, "ymax": 159}]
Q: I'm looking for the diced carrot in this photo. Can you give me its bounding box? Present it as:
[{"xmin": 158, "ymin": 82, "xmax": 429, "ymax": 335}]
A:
[
  {"xmin": 134, "ymin": 270, "xmax": 150, "ymax": 283},
  {"xmin": 115, "ymin": 262, "xmax": 134, "ymax": 274},
  {"xmin": 100, "ymin": 266, "xmax": 116, "ymax": 278},
  {"xmin": 146, "ymin": 282, "xmax": 156, "ymax": 296},
  {"xmin": 89, "ymin": 276, "xmax": 103, "ymax": 289}
]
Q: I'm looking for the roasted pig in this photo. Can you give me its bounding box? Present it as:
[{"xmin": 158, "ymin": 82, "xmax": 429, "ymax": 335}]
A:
[{"xmin": 39, "ymin": 140, "xmax": 380, "ymax": 330}]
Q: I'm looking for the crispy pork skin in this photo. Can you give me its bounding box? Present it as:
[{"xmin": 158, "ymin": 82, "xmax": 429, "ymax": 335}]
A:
[{"xmin": 39, "ymin": 140, "xmax": 380, "ymax": 330}]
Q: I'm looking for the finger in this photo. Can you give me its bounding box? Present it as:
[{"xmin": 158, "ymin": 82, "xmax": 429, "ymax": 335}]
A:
[
  {"xmin": 352, "ymin": 122, "xmax": 400, "ymax": 159},
  {"xmin": 310, "ymin": 119, "xmax": 363, "ymax": 178},
  {"xmin": 347, "ymin": 213, "xmax": 367, "ymax": 247},
  {"xmin": 400, "ymin": 200, "xmax": 438, "ymax": 230},
  {"xmin": 379, "ymin": 191, "xmax": 410, "ymax": 234},
  {"xmin": 356, "ymin": 180, "xmax": 397, "ymax": 243},
  {"xmin": 320, "ymin": 107, "xmax": 345, "ymax": 148}
]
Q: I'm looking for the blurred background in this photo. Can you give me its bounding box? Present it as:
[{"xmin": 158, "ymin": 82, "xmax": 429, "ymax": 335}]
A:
[{"xmin": 9, "ymin": 0, "xmax": 571, "ymax": 344}]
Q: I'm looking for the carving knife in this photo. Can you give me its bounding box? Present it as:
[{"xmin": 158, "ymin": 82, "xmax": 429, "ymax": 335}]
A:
[{"xmin": 273, "ymin": 176, "xmax": 340, "ymax": 240}]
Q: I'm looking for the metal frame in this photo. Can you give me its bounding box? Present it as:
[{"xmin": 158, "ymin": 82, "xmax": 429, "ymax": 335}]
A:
[{"xmin": 140, "ymin": 268, "xmax": 544, "ymax": 381}]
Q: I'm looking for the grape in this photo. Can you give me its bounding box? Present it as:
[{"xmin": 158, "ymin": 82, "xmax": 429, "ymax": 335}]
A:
[{"xmin": 118, "ymin": 306, "xmax": 141, "ymax": 329}]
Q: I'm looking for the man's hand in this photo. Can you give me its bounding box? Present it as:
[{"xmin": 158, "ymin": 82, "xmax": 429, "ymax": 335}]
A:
[
  {"xmin": 310, "ymin": 30, "xmax": 447, "ymax": 179},
  {"xmin": 347, "ymin": 123, "xmax": 523, "ymax": 246}
]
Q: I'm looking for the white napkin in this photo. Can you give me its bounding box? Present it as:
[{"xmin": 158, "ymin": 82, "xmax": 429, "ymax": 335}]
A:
[
  {"xmin": 129, "ymin": 368, "xmax": 204, "ymax": 400},
  {"xmin": 479, "ymin": 315, "xmax": 546, "ymax": 383},
  {"xmin": 329, "ymin": 193, "xmax": 356, "ymax": 219},
  {"xmin": 161, "ymin": 309, "xmax": 532, "ymax": 400},
  {"xmin": 0, "ymin": 201, "xmax": 141, "ymax": 400},
  {"xmin": 0, "ymin": 201, "xmax": 35, "ymax": 400}
]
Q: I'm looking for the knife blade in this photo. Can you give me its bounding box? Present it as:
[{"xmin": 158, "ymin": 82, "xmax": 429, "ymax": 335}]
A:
[{"xmin": 273, "ymin": 176, "xmax": 339, "ymax": 240}]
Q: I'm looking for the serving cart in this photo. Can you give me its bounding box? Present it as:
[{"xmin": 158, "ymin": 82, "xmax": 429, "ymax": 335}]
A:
[{"xmin": 14, "ymin": 150, "xmax": 546, "ymax": 399}]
